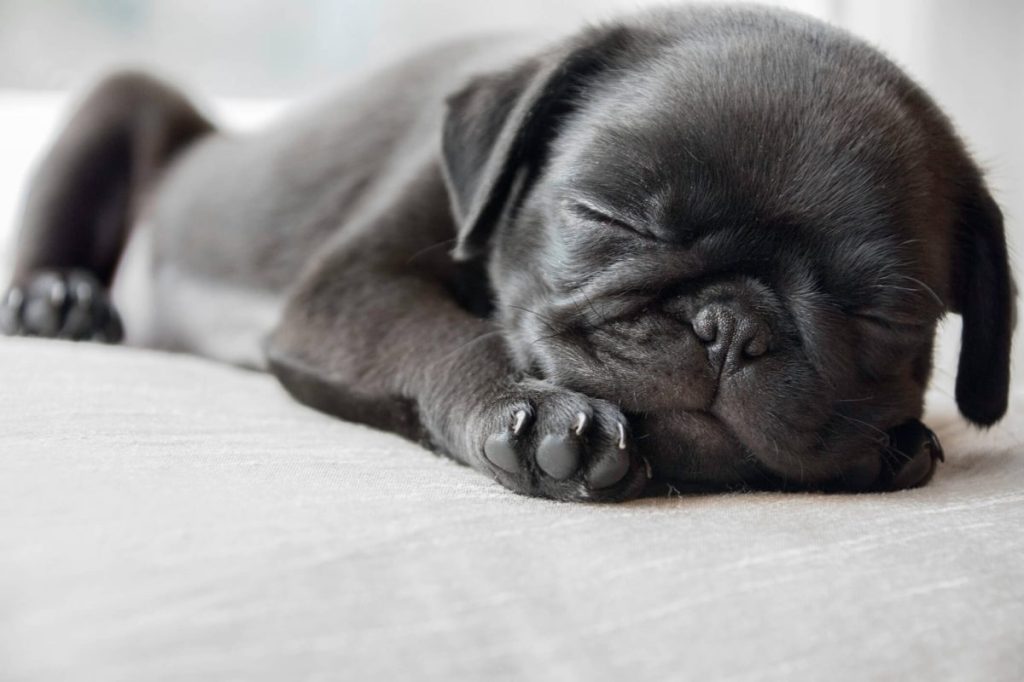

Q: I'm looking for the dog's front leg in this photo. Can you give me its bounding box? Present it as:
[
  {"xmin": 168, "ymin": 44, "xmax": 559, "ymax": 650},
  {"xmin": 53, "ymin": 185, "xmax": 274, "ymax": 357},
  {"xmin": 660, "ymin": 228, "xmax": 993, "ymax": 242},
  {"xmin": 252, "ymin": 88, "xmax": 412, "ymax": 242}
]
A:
[{"xmin": 265, "ymin": 240, "xmax": 648, "ymax": 502}]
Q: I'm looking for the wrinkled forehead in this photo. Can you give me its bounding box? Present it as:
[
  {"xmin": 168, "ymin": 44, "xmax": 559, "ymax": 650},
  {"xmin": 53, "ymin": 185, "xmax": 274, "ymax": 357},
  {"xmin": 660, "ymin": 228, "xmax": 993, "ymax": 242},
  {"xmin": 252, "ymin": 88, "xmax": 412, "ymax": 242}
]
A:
[
  {"xmin": 538, "ymin": 52, "xmax": 952, "ymax": 320},
  {"xmin": 546, "ymin": 49, "xmax": 935, "ymax": 239}
]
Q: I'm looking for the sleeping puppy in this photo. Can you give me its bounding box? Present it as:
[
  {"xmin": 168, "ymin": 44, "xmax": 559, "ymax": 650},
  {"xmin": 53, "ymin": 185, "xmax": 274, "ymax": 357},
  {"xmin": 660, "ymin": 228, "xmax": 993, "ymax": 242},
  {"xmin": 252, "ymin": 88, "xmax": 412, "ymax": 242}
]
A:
[{"xmin": 0, "ymin": 5, "xmax": 1014, "ymax": 501}]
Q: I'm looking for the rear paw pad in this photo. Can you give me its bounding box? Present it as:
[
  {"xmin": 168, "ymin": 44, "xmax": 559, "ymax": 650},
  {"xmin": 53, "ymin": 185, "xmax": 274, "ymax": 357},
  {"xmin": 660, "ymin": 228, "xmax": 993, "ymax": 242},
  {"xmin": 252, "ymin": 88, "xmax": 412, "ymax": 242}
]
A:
[{"xmin": 1, "ymin": 269, "xmax": 122, "ymax": 342}]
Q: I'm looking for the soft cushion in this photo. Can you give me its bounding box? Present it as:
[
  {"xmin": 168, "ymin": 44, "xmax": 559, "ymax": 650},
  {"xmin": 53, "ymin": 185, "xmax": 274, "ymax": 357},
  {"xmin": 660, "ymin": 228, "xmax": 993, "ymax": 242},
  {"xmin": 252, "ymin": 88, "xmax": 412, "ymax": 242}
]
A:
[{"xmin": 1, "ymin": 337, "xmax": 1021, "ymax": 680}]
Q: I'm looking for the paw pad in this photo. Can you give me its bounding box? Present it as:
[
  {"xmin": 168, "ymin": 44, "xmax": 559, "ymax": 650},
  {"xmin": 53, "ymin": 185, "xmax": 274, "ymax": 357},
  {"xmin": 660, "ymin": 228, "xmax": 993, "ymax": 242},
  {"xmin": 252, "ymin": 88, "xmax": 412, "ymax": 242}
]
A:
[
  {"xmin": 479, "ymin": 383, "xmax": 642, "ymax": 501},
  {"xmin": 1, "ymin": 269, "xmax": 122, "ymax": 342}
]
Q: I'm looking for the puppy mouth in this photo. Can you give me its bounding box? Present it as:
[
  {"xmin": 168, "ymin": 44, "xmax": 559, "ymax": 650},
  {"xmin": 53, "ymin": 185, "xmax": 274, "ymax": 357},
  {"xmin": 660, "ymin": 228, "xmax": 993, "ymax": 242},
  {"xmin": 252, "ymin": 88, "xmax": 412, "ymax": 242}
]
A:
[{"xmin": 630, "ymin": 405, "xmax": 940, "ymax": 493}]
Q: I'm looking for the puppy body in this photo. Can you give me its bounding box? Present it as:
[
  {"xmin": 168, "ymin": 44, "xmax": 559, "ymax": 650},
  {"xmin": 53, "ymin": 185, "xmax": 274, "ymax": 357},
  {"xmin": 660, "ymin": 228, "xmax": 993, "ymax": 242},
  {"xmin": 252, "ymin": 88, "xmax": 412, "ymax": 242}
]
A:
[
  {"xmin": 125, "ymin": 36, "xmax": 534, "ymax": 364},
  {"xmin": 2, "ymin": 6, "xmax": 1013, "ymax": 501}
]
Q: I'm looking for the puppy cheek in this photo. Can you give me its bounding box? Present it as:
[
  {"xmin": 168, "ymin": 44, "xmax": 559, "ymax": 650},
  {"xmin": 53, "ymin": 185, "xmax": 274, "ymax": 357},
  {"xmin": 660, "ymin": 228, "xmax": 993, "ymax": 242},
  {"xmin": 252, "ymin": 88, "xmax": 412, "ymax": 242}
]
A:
[
  {"xmin": 843, "ymin": 452, "xmax": 884, "ymax": 490},
  {"xmin": 720, "ymin": 355, "xmax": 832, "ymax": 446}
]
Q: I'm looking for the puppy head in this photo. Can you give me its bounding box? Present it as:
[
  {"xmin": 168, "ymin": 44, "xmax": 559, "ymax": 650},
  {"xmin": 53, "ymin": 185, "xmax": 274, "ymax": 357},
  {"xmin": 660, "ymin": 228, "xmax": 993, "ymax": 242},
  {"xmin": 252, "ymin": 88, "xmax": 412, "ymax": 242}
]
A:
[{"xmin": 441, "ymin": 7, "xmax": 1014, "ymax": 490}]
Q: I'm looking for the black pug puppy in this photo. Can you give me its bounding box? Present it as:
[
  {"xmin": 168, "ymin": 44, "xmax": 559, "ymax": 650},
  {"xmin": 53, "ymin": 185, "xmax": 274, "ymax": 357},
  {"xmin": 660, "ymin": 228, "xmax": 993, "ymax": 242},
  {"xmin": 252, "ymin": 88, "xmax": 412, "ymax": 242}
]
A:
[{"xmin": 1, "ymin": 5, "xmax": 1013, "ymax": 501}]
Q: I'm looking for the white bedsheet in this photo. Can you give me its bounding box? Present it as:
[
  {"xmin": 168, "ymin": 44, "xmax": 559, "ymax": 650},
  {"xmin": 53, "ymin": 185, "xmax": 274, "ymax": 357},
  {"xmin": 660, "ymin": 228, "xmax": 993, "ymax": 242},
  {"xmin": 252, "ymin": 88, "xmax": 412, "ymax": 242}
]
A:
[{"xmin": 1, "ymin": 339, "xmax": 1021, "ymax": 681}]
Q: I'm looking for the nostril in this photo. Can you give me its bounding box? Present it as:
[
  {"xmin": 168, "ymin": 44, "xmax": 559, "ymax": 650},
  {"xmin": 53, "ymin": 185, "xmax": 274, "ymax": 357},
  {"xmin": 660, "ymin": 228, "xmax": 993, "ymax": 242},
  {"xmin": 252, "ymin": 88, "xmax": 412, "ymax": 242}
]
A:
[
  {"xmin": 693, "ymin": 305, "xmax": 738, "ymax": 349},
  {"xmin": 742, "ymin": 328, "xmax": 770, "ymax": 358},
  {"xmin": 692, "ymin": 308, "xmax": 718, "ymax": 344}
]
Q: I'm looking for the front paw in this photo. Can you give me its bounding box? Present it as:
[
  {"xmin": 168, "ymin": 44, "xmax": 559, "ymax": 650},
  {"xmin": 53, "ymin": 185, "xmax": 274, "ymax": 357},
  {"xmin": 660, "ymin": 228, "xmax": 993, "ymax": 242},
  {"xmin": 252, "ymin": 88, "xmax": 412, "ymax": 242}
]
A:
[
  {"xmin": 0, "ymin": 269, "xmax": 122, "ymax": 342},
  {"xmin": 875, "ymin": 419, "xmax": 944, "ymax": 491},
  {"xmin": 476, "ymin": 379, "xmax": 649, "ymax": 502}
]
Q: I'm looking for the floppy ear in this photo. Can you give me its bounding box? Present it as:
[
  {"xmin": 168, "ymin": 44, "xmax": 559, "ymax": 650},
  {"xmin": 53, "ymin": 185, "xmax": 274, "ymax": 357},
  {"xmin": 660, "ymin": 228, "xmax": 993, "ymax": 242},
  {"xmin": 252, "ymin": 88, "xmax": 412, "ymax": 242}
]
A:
[
  {"xmin": 951, "ymin": 174, "xmax": 1016, "ymax": 426},
  {"xmin": 441, "ymin": 27, "xmax": 634, "ymax": 261}
]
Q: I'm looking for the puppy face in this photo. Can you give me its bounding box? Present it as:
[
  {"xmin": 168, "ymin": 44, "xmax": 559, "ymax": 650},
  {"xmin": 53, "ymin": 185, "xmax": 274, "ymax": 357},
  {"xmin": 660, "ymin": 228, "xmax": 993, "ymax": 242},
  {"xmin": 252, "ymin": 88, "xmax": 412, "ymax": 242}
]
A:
[{"xmin": 442, "ymin": 7, "xmax": 1014, "ymax": 490}]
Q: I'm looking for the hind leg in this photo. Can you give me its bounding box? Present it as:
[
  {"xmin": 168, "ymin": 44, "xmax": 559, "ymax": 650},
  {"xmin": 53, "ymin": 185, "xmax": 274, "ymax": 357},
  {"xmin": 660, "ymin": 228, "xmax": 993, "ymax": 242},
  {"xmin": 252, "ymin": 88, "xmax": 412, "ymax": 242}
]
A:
[{"xmin": 1, "ymin": 71, "xmax": 213, "ymax": 341}]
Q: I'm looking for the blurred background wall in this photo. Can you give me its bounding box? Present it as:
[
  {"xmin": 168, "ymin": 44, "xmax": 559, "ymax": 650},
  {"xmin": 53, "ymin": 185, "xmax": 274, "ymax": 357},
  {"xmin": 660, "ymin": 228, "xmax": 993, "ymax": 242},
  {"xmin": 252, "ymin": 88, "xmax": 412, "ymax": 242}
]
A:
[
  {"xmin": 0, "ymin": 0, "xmax": 1018, "ymax": 223},
  {"xmin": 0, "ymin": 0, "xmax": 1020, "ymax": 296},
  {"xmin": 0, "ymin": 0, "xmax": 837, "ymax": 96}
]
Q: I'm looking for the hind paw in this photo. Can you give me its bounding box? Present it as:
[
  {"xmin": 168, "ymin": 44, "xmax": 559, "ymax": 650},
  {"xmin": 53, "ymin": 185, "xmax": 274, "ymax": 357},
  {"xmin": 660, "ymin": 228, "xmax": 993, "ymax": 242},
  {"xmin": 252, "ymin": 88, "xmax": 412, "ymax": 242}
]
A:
[{"xmin": 1, "ymin": 269, "xmax": 122, "ymax": 342}]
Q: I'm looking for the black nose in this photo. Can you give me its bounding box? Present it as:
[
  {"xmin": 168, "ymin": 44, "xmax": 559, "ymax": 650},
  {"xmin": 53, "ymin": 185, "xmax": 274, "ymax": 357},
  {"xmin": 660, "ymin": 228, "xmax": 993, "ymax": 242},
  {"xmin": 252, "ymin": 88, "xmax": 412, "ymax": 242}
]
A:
[{"xmin": 692, "ymin": 302, "xmax": 771, "ymax": 370}]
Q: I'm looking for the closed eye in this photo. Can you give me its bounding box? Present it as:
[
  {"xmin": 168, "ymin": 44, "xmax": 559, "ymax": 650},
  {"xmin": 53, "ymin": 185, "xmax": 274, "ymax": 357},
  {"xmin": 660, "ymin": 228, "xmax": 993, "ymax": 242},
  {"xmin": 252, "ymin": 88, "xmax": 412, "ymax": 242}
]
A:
[
  {"xmin": 850, "ymin": 310, "xmax": 932, "ymax": 333},
  {"xmin": 565, "ymin": 199, "xmax": 651, "ymax": 239},
  {"xmin": 852, "ymin": 311, "xmax": 898, "ymax": 328}
]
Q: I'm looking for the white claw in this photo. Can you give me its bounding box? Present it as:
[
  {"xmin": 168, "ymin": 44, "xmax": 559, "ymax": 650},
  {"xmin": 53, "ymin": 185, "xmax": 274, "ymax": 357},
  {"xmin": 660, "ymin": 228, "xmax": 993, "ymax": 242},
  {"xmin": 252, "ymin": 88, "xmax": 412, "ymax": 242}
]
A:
[
  {"xmin": 643, "ymin": 457, "xmax": 653, "ymax": 480},
  {"xmin": 616, "ymin": 422, "xmax": 627, "ymax": 450},
  {"xmin": 49, "ymin": 280, "xmax": 67, "ymax": 306},
  {"xmin": 574, "ymin": 412, "xmax": 588, "ymax": 436},
  {"xmin": 512, "ymin": 410, "xmax": 527, "ymax": 435}
]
